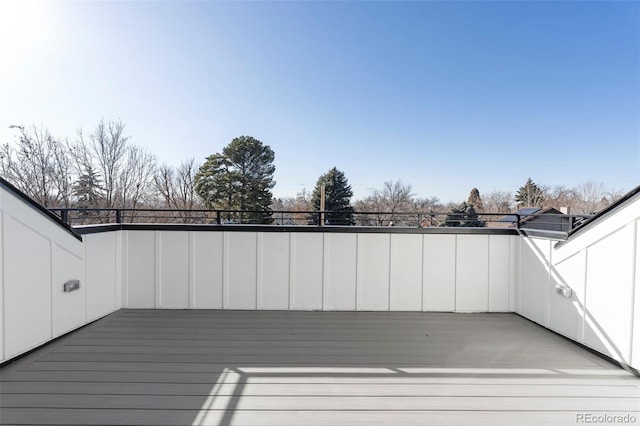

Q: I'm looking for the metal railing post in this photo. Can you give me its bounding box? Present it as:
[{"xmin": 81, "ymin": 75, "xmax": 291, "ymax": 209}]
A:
[
  {"xmin": 115, "ymin": 209, "xmax": 122, "ymax": 224},
  {"xmin": 216, "ymin": 211, "xmax": 221, "ymax": 224}
]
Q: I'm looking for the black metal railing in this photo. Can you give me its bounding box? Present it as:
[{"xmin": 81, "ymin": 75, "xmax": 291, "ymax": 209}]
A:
[{"xmin": 47, "ymin": 207, "xmax": 593, "ymax": 231}]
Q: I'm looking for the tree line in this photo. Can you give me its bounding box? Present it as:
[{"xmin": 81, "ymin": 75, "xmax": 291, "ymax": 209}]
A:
[{"xmin": 0, "ymin": 120, "xmax": 625, "ymax": 225}]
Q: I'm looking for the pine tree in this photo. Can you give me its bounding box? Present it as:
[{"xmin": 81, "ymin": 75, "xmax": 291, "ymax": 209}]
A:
[
  {"xmin": 515, "ymin": 178, "xmax": 545, "ymax": 208},
  {"xmin": 310, "ymin": 167, "xmax": 354, "ymax": 225},
  {"xmin": 194, "ymin": 136, "xmax": 275, "ymax": 223},
  {"xmin": 467, "ymin": 188, "xmax": 484, "ymax": 212}
]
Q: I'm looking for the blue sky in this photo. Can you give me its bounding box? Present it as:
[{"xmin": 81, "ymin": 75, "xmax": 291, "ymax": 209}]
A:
[{"xmin": 0, "ymin": 1, "xmax": 638, "ymax": 203}]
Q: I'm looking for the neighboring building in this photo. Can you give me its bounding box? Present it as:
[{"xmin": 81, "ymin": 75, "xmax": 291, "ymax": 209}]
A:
[{"xmin": 494, "ymin": 206, "xmax": 575, "ymax": 232}]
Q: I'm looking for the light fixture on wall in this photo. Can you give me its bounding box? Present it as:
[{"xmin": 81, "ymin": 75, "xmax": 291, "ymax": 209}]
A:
[
  {"xmin": 555, "ymin": 283, "xmax": 572, "ymax": 298},
  {"xmin": 63, "ymin": 279, "xmax": 80, "ymax": 293}
]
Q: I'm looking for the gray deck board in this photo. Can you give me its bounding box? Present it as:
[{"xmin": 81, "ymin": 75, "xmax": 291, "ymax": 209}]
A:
[{"xmin": 1, "ymin": 310, "xmax": 638, "ymax": 426}]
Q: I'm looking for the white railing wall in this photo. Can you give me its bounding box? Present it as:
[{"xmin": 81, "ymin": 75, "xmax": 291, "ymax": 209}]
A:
[
  {"xmin": 0, "ymin": 185, "xmax": 121, "ymax": 363},
  {"xmin": 515, "ymin": 193, "xmax": 640, "ymax": 371},
  {"xmin": 120, "ymin": 230, "xmax": 516, "ymax": 313},
  {"xmin": 2, "ymin": 177, "xmax": 638, "ymax": 373}
]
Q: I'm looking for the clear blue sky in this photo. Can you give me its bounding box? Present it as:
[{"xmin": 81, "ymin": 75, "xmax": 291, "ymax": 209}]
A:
[{"xmin": 0, "ymin": 0, "xmax": 638, "ymax": 203}]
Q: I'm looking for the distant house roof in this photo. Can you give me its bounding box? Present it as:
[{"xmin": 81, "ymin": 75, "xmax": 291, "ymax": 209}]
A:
[{"xmin": 494, "ymin": 206, "xmax": 569, "ymax": 232}]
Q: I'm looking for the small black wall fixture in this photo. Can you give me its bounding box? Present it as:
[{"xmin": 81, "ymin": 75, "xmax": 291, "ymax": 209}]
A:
[{"xmin": 63, "ymin": 279, "xmax": 80, "ymax": 293}]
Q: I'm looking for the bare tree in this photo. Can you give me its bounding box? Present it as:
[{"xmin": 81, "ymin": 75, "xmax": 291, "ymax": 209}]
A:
[
  {"xmin": 86, "ymin": 119, "xmax": 129, "ymax": 208},
  {"xmin": 0, "ymin": 125, "xmax": 73, "ymax": 207},
  {"xmin": 271, "ymin": 189, "xmax": 312, "ymax": 225},
  {"xmin": 483, "ymin": 190, "xmax": 513, "ymax": 213},
  {"xmin": 117, "ymin": 145, "xmax": 157, "ymax": 220},
  {"xmin": 155, "ymin": 158, "xmax": 202, "ymax": 222},
  {"xmin": 355, "ymin": 180, "xmax": 415, "ymax": 226}
]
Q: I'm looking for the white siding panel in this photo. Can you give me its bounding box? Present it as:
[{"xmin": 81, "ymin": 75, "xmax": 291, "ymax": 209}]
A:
[
  {"xmin": 4, "ymin": 215, "xmax": 52, "ymax": 358},
  {"xmin": 51, "ymin": 244, "xmax": 85, "ymax": 337},
  {"xmin": 259, "ymin": 233, "xmax": 290, "ymax": 310},
  {"xmin": 633, "ymin": 220, "xmax": 640, "ymax": 369},
  {"xmin": 158, "ymin": 232, "xmax": 189, "ymax": 308},
  {"xmin": 357, "ymin": 234, "xmax": 390, "ymax": 311},
  {"xmin": 519, "ymin": 237, "xmax": 550, "ymax": 325},
  {"xmin": 324, "ymin": 233, "xmax": 357, "ymax": 310},
  {"xmin": 291, "ymin": 233, "xmax": 323, "ymax": 310},
  {"xmin": 85, "ymin": 232, "xmax": 117, "ymax": 321},
  {"xmin": 583, "ymin": 226, "xmax": 634, "ymax": 363},
  {"xmin": 225, "ymin": 232, "xmax": 257, "ymax": 309},
  {"xmin": 423, "ymin": 234, "xmax": 456, "ymax": 311},
  {"xmin": 456, "ymin": 235, "xmax": 489, "ymax": 312},
  {"xmin": 125, "ymin": 231, "xmax": 156, "ymax": 308},
  {"xmin": 0, "ymin": 210, "xmax": 4, "ymax": 361},
  {"xmin": 192, "ymin": 232, "xmax": 223, "ymax": 308},
  {"xmin": 550, "ymin": 251, "xmax": 586, "ymax": 342},
  {"xmin": 488, "ymin": 235, "xmax": 510, "ymax": 312},
  {"xmin": 389, "ymin": 234, "xmax": 422, "ymax": 311}
]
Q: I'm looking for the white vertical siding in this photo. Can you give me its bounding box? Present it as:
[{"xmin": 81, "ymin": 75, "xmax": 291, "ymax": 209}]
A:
[
  {"xmin": 632, "ymin": 219, "xmax": 640, "ymax": 368},
  {"xmin": 357, "ymin": 234, "xmax": 390, "ymax": 310},
  {"xmin": 456, "ymin": 235, "xmax": 489, "ymax": 312},
  {"xmin": 192, "ymin": 232, "xmax": 223, "ymax": 308},
  {"xmin": 225, "ymin": 232, "xmax": 257, "ymax": 309},
  {"xmin": 158, "ymin": 232, "xmax": 190, "ymax": 308},
  {"xmin": 258, "ymin": 232, "xmax": 290, "ymax": 310},
  {"xmin": 125, "ymin": 231, "xmax": 156, "ymax": 308},
  {"xmin": 85, "ymin": 232, "xmax": 117, "ymax": 321},
  {"xmin": 423, "ymin": 234, "xmax": 456, "ymax": 311},
  {"xmin": 51, "ymin": 243, "xmax": 85, "ymax": 337},
  {"xmin": 290, "ymin": 233, "xmax": 323, "ymax": 310},
  {"xmin": 583, "ymin": 226, "xmax": 634, "ymax": 362},
  {"xmin": 389, "ymin": 234, "xmax": 423, "ymax": 311},
  {"xmin": 323, "ymin": 233, "xmax": 357, "ymax": 310},
  {"xmin": 488, "ymin": 235, "xmax": 511, "ymax": 312},
  {"xmin": 3, "ymin": 215, "xmax": 52, "ymax": 359},
  {"xmin": 518, "ymin": 237, "xmax": 550, "ymax": 326},
  {"xmin": 550, "ymin": 250, "xmax": 586, "ymax": 342}
]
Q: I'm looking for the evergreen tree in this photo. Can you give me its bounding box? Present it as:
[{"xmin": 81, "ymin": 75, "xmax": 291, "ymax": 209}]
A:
[
  {"xmin": 72, "ymin": 166, "xmax": 104, "ymax": 208},
  {"xmin": 194, "ymin": 136, "xmax": 275, "ymax": 223},
  {"xmin": 515, "ymin": 178, "xmax": 545, "ymax": 208},
  {"xmin": 310, "ymin": 167, "xmax": 354, "ymax": 225},
  {"xmin": 467, "ymin": 188, "xmax": 484, "ymax": 212},
  {"xmin": 441, "ymin": 202, "xmax": 485, "ymax": 227}
]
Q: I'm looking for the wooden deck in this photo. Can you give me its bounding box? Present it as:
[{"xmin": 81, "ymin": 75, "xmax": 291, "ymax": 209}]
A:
[{"xmin": 1, "ymin": 310, "xmax": 638, "ymax": 425}]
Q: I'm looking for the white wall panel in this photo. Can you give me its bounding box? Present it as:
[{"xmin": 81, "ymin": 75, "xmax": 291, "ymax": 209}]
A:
[
  {"xmin": 258, "ymin": 233, "xmax": 290, "ymax": 310},
  {"xmin": 633, "ymin": 220, "xmax": 640, "ymax": 368},
  {"xmin": 225, "ymin": 232, "xmax": 257, "ymax": 309},
  {"xmin": 125, "ymin": 231, "xmax": 156, "ymax": 308},
  {"xmin": 0, "ymin": 189, "xmax": 82, "ymax": 258},
  {"xmin": 583, "ymin": 226, "xmax": 634, "ymax": 363},
  {"xmin": 0, "ymin": 211, "xmax": 4, "ymax": 361},
  {"xmin": 423, "ymin": 234, "xmax": 456, "ymax": 311},
  {"xmin": 519, "ymin": 237, "xmax": 550, "ymax": 326},
  {"xmin": 488, "ymin": 235, "xmax": 510, "ymax": 312},
  {"xmin": 389, "ymin": 234, "xmax": 422, "ymax": 311},
  {"xmin": 158, "ymin": 232, "xmax": 189, "ymax": 308},
  {"xmin": 85, "ymin": 232, "xmax": 117, "ymax": 320},
  {"xmin": 290, "ymin": 233, "xmax": 323, "ymax": 310},
  {"xmin": 456, "ymin": 235, "xmax": 489, "ymax": 312},
  {"xmin": 357, "ymin": 234, "xmax": 390, "ymax": 310},
  {"xmin": 324, "ymin": 233, "xmax": 357, "ymax": 310},
  {"xmin": 4, "ymin": 215, "xmax": 52, "ymax": 359},
  {"xmin": 550, "ymin": 251, "xmax": 586, "ymax": 342},
  {"xmin": 192, "ymin": 232, "xmax": 223, "ymax": 308},
  {"xmin": 52, "ymin": 244, "xmax": 85, "ymax": 337}
]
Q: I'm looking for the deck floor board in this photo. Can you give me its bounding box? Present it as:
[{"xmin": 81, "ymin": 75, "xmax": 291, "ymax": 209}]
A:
[{"xmin": 1, "ymin": 310, "xmax": 638, "ymax": 425}]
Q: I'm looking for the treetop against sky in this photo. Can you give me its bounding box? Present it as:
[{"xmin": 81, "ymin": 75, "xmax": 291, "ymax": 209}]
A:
[{"xmin": 0, "ymin": 0, "xmax": 637, "ymax": 202}]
